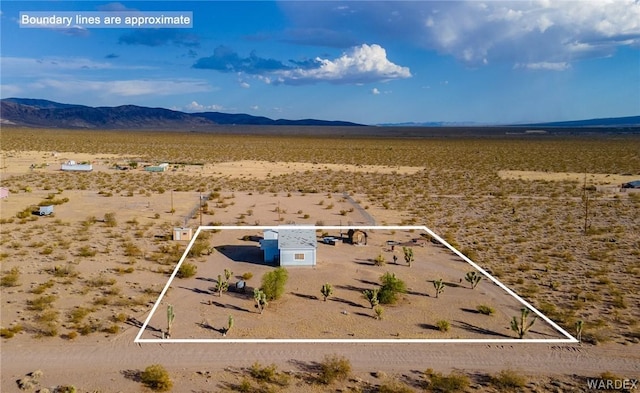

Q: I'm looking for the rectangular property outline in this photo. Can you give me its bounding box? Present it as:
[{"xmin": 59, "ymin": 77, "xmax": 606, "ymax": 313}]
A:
[{"xmin": 135, "ymin": 225, "xmax": 578, "ymax": 344}]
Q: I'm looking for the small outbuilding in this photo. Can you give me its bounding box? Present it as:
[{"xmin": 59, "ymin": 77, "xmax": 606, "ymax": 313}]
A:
[
  {"xmin": 0, "ymin": 187, "xmax": 9, "ymax": 199},
  {"xmin": 260, "ymin": 227, "xmax": 317, "ymax": 266},
  {"xmin": 347, "ymin": 229, "xmax": 368, "ymax": 245},
  {"xmin": 39, "ymin": 205, "xmax": 54, "ymax": 216},
  {"xmin": 173, "ymin": 227, "xmax": 193, "ymax": 241},
  {"xmin": 145, "ymin": 163, "xmax": 170, "ymax": 172},
  {"xmin": 61, "ymin": 160, "xmax": 93, "ymax": 172}
]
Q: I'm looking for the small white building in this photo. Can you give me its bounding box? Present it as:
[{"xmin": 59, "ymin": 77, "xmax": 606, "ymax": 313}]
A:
[
  {"xmin": 61, "ymin": 160, "xmax": 93, "ymax": 172},
  {"xmin": 39, "ymin": 205, "xmax": 54, "ymax": 216},
  {"xmin": 260, "ymin": 227, "xmax": 317, "ymax": 266},
  {"xmin": 173, "ymin": 227, "xmax": 193, "ymax": 241},
  {"xmin": 0, "ymin": 187, "xmax": 9, "ymax": 199}
]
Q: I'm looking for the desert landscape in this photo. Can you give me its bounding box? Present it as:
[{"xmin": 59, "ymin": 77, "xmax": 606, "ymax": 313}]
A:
[{"xmin": 1, "ymin": 127, "xmax": 639, "ymax": 392}]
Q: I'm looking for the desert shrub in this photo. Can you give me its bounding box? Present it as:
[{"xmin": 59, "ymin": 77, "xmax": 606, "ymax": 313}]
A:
[
  {"xmin": 27, "ymin": 295, "xmax": 57, "ymax": 311},
  {"xmin": 491, "ymin": 369, "xmax": 527, "ymax": 390},
  {"xmin": 241, "ymin": 272, "xmax": 254, "ymax": 281},
  {"xmin": 318, "ymin": 354, "xmax": 351, "ymax": 384},
  {"xmin": 476, "ymin": 305, "xmax": 495, "ymax": 315},
  {"xmin": 261, "ymin": 267, "xmax": 288, "ymax": 301},
  {"xmin": 176, "ymin": 262, "xmax": 197, "ymax": 279},
  {"xmin": 141, "ymin": 364, "xmax": 173, "ymax": 391},
  {"xmin": 379, "ymin": 379, "xmax": 416, "ymax": 393},
  {"xmin": 379, "ymin": 272, "xmax": 406, "ymax": 304},
  {"xmin": 104, "ymin": 212, "xmax": 117, "ymax": 227},
  {"xmin": 68, "ymin": 307, "xmax": 92, "ymax": 324},
  {"xmin": 0, "ymin": 324, "xmax": 23, "ymax": 338},
  {"xmin": 248, "ymin": 362, "xmax": 290, "ymax": 386},
  {"xmin": 188, "ymin": 239, "xmax": 210, "ymax": 257},
  {"xmin": 50, "ymin": 264, "xmax": 79, "ymax": 278},
  {"xmin": 53, "ymin": 385, "xmax": 76, "ymax": 393},
  {"xmin": 436, "ymin": 320, "xmax": 450, "ymax": 332},
  {"xmin": 85, "ymin": 275, "xmax": 116, "ymax": 287},
  {"xmin": 0, "ymin": 267, "xmax": 20, "ymax": 287},
  {"xmin": 374, "ymin": 253, "xmax": 386, "ymax": 266},
  {"xmin": 425, "ymin": 369, "xmax": 470, "ymax": 392}
]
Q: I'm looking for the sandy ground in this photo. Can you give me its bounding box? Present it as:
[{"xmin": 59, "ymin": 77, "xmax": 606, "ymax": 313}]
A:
[
  {"xmin": 1, "ymin": 151, "xmax": 638, "ymax": 392},
  {"xmin": 498, "ymin": 170, "xmax": 637, "ymax": 185}
]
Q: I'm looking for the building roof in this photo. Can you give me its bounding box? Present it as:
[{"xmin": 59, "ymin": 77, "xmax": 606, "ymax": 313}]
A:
[{"xmin": 277, "ymin": 228, "xmax": 317, "ymax": 250}]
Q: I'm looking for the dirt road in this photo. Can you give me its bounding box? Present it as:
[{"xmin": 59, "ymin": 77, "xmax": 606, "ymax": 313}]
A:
[{"xmin": 2, "ymin": 326, "xmax": 638, "ymax": 392}]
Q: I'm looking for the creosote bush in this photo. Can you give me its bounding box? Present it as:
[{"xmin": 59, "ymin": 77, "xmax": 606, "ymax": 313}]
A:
[
  {"xmin": 261, "ymin": 267, "xmax": 288, "ymax": 301},
  {"xmin": 491, "ymin": 369, "xmax": 527, "ymax": 390},
  {"xmin": 140, "ymin": 364, "xmax": 173, "ymax": 391},
  {"xmin": 318, "ymin": 354, "xmax": 351, "ymax": 384},
  {"xmin": 425, "ymin": 369, "xmax": 470, "ymax": 393},
  {"xmin": 176, "ymin": 262, "xmax": 197, "ymax": 279}
]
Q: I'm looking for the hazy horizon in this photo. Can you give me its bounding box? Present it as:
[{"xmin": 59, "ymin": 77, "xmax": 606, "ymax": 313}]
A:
[{"xmin": 1, "ymin": 1, "xmax": 639, "ymax": 125}]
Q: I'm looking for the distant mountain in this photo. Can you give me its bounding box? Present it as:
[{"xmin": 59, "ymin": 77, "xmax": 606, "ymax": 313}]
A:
[
  {"xmin": 0, "ymin": 98, "xmax": 364, "ymax": 129},
  {"xmin": 518, "ymin": 116, "xmax": 640, "ymax": 127},
  {"xmin": 379, "ymin": 116, "xmax": 640, "ymax": 127}
]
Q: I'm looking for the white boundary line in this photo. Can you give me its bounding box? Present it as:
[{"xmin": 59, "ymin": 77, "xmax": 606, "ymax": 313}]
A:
[{"xmin": 135, "ymin": 225, "xmax": 578, "ymax": 344}]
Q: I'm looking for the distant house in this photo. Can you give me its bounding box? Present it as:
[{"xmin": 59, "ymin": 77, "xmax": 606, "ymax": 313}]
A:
[
  {"xmin": 61, "ymin": 160, "xmax": 93, "ymax": 172},
  {"xmin": 39, "ymin": 205, "xmax": 54, "ymax": 216},
  {"xmin": 0, "ymin": 187, "xmax": 9, "ymax": 199},
  {"xmin": 622, "ymin": 180, "xmax": 640, "ymax": 189},
  {"xmin": 173, "ymin": 227, "xmax": 193, "ymax": 241},
  {"xmin": 260, "ymin": 227, "xmax": 317, "ymax": 266},
  {"xmin": 145, "ymin": 163, "xmax": 169, "ymax": 172}
]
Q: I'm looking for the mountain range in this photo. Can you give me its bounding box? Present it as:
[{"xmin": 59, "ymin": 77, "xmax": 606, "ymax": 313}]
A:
[
  {"xmin": 0, "ymin": 98, "xmax": 364, "ymax": 129},
  {"xmin": 1, "ymin": 98, "xmax": 638, "ymax": 130}
]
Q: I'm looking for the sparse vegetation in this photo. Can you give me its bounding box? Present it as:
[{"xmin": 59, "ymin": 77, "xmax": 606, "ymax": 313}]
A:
[
  {"xmin": 491, "ymin": 369, "xmax": 527, "ymax": 390},
  {"xmin": 378, "ymin": 272, "xmax": 407, "ymax": 305},
  {"xmin": 511, "ymin": 308, "xmax": 537, "ymax": 339},
  {"xmin": 425, "ymin": 368, "xmax": 470, "ymax": 392},
  {"xmin": 432, "ymin": 279, "xmax": 445, "ymax": 299},
  {"xmin": 140, "ymin": 364, "xmax": 173, "ymax": 391},
  {"xmin": 318, "ymin": 354, "xmax": 352, "ymax": 384},
  {"xmin": 320, "ymin": 282, "xmax": 333, "ymax": 301},
  {"xmin": 261, "ymin": 267, "xmax": 288, "ymax": 301},
  {"xmin": 176, "ymin": 262, "xmax": 197, "ymax": 279},
  {"xmin": 0, "ymin": 267, "xmax": 20, "ymax": 287}
]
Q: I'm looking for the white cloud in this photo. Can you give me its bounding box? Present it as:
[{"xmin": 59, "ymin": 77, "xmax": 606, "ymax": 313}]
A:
[
  {"xmin": 273, "ymin": 44, "xmax": 411, "ymax": 84},
  {"xmin": 0, "ymin": 56, "xmax": 152, "ymax": 77},
  {"xmin": 250, "ymin": 105, "xmax": 259, "ymax": 111},
  {"xmin": 514, "ymin": 62, "xmax": 571, "ymax": 71},
  {"xmin": 239, "ymin": 81, "xmax": 250, "ymax": 89},
  {"xmin": 287, "ymin": 1, "xmax": 640, "ymax": 69},
  {"xmin": 184, "ymin": 101, "xmax": 224, "ymax": 112},
  {"xmin": 26, "ymin": 78, "xmax": 212, "ymax": 97},
  {"xmin": 371, "ymin": 87, "xmax": 380, "ymax": 95},
  {"xmin": 421, "ymin": 0, "xmax": 640, "ymax": 67}
]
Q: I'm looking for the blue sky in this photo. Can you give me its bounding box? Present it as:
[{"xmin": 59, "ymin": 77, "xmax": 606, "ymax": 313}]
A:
[{"xmin": 1, "ymin": 1, "xmax": 639, "ymax": 124}]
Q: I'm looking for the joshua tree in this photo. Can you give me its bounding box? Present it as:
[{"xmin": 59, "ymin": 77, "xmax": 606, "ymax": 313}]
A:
[
  {"xmin": 216, "ymin": 274, "xmax": 229, "ymax": 297},
  {"xmin": 433, "ymin": 279, "xmax": 445, "ymax": 298},
  {"xmin": 254, "ymin": 288, "xmax": 268, "ymax": 314},
  {"xmin": 402, "ymin": 247, "xmax": 414, "ymax": 267},
  {"xmin": 320, "ymin": 283, "xmax": 333, "ymax": 301},
  {"xmin": 575, "ymin": 320, "xmax": 584, "ymax": 343},
  {"xmin": 374, "ymin": 253, "xmax": 386, "ymax": 266},
  {"xmin": 511, "ymin": 308, "xmax": 537, "ymax": 339},
  {"xmin": 224, "ymin": 268, "xmax": 233, "ymax": 282},
  {"xmin": 363, "ymin": 288, "xmax": 380, "ymax": 309},
  {"xmin": 464, "ymin": 271, "xmax": 482, "ymax": 289},
  {"xmin": 223, "ymin": 315, "xmax": 234, "ymax": 337},
  {"xmin": 374, "ymin": 305, "xmax": 384, "ymax": 320},
  {"xmin": 166, "ymin": 304, "xmax": 175, "ymax": 338}
]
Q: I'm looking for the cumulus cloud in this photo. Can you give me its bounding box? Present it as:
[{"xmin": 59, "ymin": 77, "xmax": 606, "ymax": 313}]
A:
[
  {"xmin": 274, "ymin": 44, "xmax": 411, "ymax": 84},
  {"xmin": 184, "ymin": 101, "xmax": 224, "ymax": 112},
  {"xmin": 371, "ymin": 87, "xmax": 380, "ymax": 95},
  {"xmin": 193, "ymin": 43, "xmax": 410, "ymax": 85},
  {"xmin": 280, "ymin": 1, "xmax": 640, "ymax": 70},
  {"xmin": 239, "ymin": 81, "xmax": 251, "ymax": 88},
  {"xmin": 423, "ymin": 1, "xmax": 640, "ymax": 67}
]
